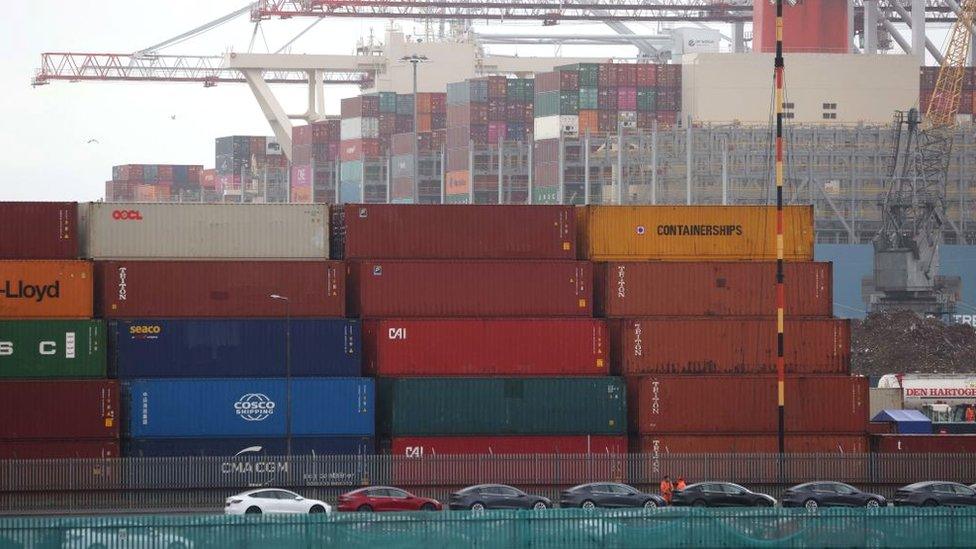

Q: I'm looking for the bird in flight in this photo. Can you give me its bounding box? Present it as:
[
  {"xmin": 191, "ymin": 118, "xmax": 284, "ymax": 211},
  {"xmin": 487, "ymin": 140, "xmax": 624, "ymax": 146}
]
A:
[
  {"xmin": 171, "ymin": 115, "xmax": 177, "ymax": 120},
  {"xmin": 86, "ymin": 139, "xmax": 99, "ymax": 144}
]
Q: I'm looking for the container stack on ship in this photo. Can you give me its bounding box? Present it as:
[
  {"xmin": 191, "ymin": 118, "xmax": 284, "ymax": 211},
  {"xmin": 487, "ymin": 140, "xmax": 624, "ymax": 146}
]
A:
[
  {"xmin": 578, "ymin": 204, "xmax": 870, "ymax": 460},
  {"xmin": 106, "ymin": 164, "xmax": 204, "ymax": 203},
  {"xmin": 0, "ymin": 202, "xmax": 119, "ymax": 459},
  {"xmin": 389, "ymin": 92, "xmax": 448, "ymax": 204},
  {"xmin": 78, "ymin": 203, "xmax": 374, "ymax": 457},
  {"xmin": 290, "ymin": 119, "xmax": 342, "ymax": 204},
  {"xmin": 333, "ymin": 204, "xmax": 627, "ymax": 488},
  {"xmin": 444, "ymin": 76, "xmax": 534, "ymax": 204},
  {"xmin": 339, "ymin": 92, "xmax": 447, "ymax": 204}
]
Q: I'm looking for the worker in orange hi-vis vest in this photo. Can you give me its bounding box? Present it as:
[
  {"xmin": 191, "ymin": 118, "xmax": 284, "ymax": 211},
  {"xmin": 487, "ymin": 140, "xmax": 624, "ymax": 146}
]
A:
[
  {"xmin": 676, "ymin": 477, "xmax": 687, "ymax": 492},
  {"xmin": 660, "ymin": 475, "xmax": 674, "ymax": 504}
]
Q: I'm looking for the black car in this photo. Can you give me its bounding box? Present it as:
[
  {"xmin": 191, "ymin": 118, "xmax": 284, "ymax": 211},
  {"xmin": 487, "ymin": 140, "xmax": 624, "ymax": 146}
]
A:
[
  {"xmin": 894, "ymin": 482, "xmax": 976, "ymax": 507},
  {"xmin": 448, "ymin": 484, "xmax": 552, "ymax": 511},
  {"xmin": 560, "ymin": 482, "xmax": 667, "ymax": 509},
  {"xmin": 671, "ymin": 482, "xmax": 776, "ymax": 507},
  {"xmin": 782, "ymin": 482, "xmax": 886, "ymax": 510}
]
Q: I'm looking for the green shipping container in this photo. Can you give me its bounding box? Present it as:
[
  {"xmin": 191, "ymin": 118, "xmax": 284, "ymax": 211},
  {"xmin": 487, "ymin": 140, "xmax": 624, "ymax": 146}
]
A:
[
  {"xmin": 534, "ymin": 91, "xmax": 579, "ymax": 117},
  {"xmin": 377, "ymin": 378, "xmax": 627, "ymax": 435},
  {"xmin": 637, "ymin": 88, "xmax": 657, "ymax": 112},
  {"xmin": 579, "ymin": 87, "xmax": 599, "ymax": 110},
  {"xmin": 376, "ymin": 92, "xmax": 398, "ymax": 113},
  {"xmin": 0, "ymin": 320, "xmax": 106, "ymax": 378},
  {"xmin": 532, "ymin": 185, "xmax": 560, "ymax": 204},
  {"xmin": 555, "ymin": 63, "xmax": 599, "ymax": 87}
]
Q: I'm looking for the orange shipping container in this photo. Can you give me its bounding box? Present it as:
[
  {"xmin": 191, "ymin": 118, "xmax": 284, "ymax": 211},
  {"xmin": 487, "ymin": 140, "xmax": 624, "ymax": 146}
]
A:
[
  {"xmin": 445, "ymin": 170, "xmax": 471, "ymax": 199},
  {"xmin": 0, "ymin": 260, "xmax": 93, "ymax": 318},
  {"xmin": 577, "ymin": 205, "xmax": 815, "ymax": 261},
  {"xmin": 579, "ymin": 110, "xmax": 599, "ymax": 135}
]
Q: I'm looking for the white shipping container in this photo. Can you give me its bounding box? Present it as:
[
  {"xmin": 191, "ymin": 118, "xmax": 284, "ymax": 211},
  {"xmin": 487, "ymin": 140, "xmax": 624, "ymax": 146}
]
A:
[
  {"xmin": 79, "ymin": 203, "xmax": 329, "ymax": 259},
  {"xmin": 618, "ymin": 111, "xmax": 637, "ymax": 129},
  {"xmin": 534, "ymin": 115, "xmax": 579, "ymax": 141},
  {"xmin": 341, "ymin": 117, "xmax": 380, "ymax": 140}
]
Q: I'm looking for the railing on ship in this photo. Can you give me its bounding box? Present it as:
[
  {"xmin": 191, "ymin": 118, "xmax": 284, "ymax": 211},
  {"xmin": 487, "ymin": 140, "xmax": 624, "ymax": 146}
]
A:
[{"xmin": 2, "ymin": 453, "xmax": 974, "ymax": 493}]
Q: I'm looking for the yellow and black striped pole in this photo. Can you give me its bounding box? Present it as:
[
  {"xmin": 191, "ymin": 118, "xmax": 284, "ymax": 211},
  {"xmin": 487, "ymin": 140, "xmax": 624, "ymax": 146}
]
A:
[{"xmin": 774, "ymin": 0, "xmax": 786, "ymax": 454}]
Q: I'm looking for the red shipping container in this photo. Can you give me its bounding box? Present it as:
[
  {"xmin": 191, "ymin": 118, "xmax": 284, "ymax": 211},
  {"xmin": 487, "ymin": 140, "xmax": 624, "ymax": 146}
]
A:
[
  {"xmin": 617, "ymin": 87, "xmax": 637, "ymax": 111},
  {"xmin": 487, "ymin": 121, "xmax": 507, "ymax": 144},
  {"xmin": 200, "ymin": 169, "xmax": 217, "ymax": 190},
  {"xmin": 340, "ymin": 139, "xmax": 381, "ymax": 161},
  {"xmin": 618, "ymin": 64, "xmax": 637, "ymax": 87},
  {"xmin": 873, "ymin": 434, "xmax": 976, "ymax": 453},
  {"xmin": 754, "ymin": 0, "xmax": 849, "ymax": 53},
  {"xmin": 636, "ymin": 64, "xmax": 657, "ymax": 87},
  {"xmin": 391, "ymin": 435, "xmax": 627, "ymax": 486},
  {"xmin": 629, "ymin": 375, "xmax": 869, "ymax": 434},
  {"xmin": 656, "ymin": 111, "xmax": 678, "ymax": 126},
  {"xmin": 0, "ymin": 202, "xmax": 78, "ymax": 259},
  {"xmin": 632, "ymin": 434, "xmax": 869, "ymax": 454},
  {"xmin": 594, "ymin": 261, "xmax": 832, "ymax": 317},
  {"xmin": 95, "ymin": 260, "xmax": 344, "ymax": 318},
  {"xmin": 610, "ymin": 318, "xmax": 850, "ymax": 376},
  {"xmin": 0, "ymin": 380, "xmax": 118, "ymax": 439},
  {"xmin": 363, "ymin": 318, "xmax": 608, "ymax": 376},
  {"xmin": 341, "ymin": 95, "xmax": 379, "ymax": 118},
  {"xmin": 0, "ymin": 440, "xmax": 120, "ymax": 459},
  {"xmin": 332, "ymin": 204, "xmax": 576, "ymax": 259},
  {"xmin": 534, "ymin": 71, "xmax": 560, "ymax": 94},
  {"xmin": 347, "ymin": 260, "xmax": 592, "ymax": 318}
]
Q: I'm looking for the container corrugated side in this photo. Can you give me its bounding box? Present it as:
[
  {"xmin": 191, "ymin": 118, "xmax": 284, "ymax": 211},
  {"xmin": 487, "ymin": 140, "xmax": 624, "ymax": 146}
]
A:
[
  {"xmin": 364, "ymin": 319, "xmax": 607, "ymax": 376},
  {"xmin": 632, "ymin": 434, "xmax": 869, "ymax": 453},
  {"xmin": 123, "ymin": 436, "xmax": 375, "ymax": 457},
  {"xmin": 0, "ymin": 440, "xmax": 120, "ymax": 459},
  {"xmin": 609, "ymin": 318, "xmax": 850, "ymax": 375},
  {"xmin": 594, "ymin": 261, "xmax": 832, "ymax": 317},
  {"xmin": 0, "ymin": 320, "xmax": 106, "ymax": 378},
  {"xmin": 577, "ymin": 205, "xmax": 814, "ymax": 261},
  {"xmin": 0, "ymin": 261, "xmax": 93, "ymax": 318},
  {"xmin": 95, "ymin": 261, "xmax": 344, "ymax": 318},
  {"xmin": 122, "ymin": 378, "xmax": 374, "ymax": 438},
  {"xmin": 347, "ymin": 260, "xmax": 592, "ymax": 318},
  {"xmin": 110, "ymin": 319, "xmax": 359, "ymax": 378},
  {"xmin": 628, "ymin": 375, "xmax": 868, "ymax": 434},
  {"xmin": 391, "ymin": 435, "xmax": 627, "ymax": 486},
  {"xmin": 0, "ymin": 202, "xmax": 77, "ymax": 259},
  {"xmin": 0, "ymin": 380, "xmax": 118, "ymax": 439},
  {"xmin": 81, "ymin": 203, "xmax": 329, "ymax": 259},
  {"xmin": 377, "ymin": 377, "xmax": 626, "ymax": 436},
  {"xmin": 331, "ymin": 204, "xmax": 576, "ymax": 259},
  {"xmin": 873, "ymin": 434, "xmax": 976, "ymax": 453}
]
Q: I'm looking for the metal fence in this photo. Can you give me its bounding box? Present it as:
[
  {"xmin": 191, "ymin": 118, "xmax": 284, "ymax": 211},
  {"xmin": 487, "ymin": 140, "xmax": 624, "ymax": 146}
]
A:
[{"xmin": 3, "ymin": 508, "xmax": 976, "ymax": 548}]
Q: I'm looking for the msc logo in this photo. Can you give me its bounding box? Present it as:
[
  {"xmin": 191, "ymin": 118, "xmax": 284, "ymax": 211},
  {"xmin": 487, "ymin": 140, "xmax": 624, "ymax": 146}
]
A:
[
  {"xmin": 235, "ymin": 393, "xmax": 276, "ymax": 422},
  {"xmin": 112, "ymin": 210, "xmax": 143, "ymax": 221}
]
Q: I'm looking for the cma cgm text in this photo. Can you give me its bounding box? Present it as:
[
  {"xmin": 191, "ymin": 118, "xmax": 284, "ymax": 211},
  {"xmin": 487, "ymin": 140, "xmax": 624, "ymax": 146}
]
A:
[{"xmin": 0, "ymin": 280, "xmax": 60, "ymax": 302}]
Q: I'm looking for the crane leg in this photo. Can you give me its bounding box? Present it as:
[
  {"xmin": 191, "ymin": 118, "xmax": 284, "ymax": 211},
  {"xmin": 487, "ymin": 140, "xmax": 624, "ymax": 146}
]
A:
[{"xmin": 242, "ymin": 69, "xmax": 294, "ymax": 161}]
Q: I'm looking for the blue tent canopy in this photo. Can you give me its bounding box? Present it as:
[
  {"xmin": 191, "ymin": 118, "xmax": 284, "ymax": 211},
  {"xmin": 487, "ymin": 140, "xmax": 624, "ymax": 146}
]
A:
[{"xmin": 872, "ymin": 409, "xmax": 933, "ymax": 434}]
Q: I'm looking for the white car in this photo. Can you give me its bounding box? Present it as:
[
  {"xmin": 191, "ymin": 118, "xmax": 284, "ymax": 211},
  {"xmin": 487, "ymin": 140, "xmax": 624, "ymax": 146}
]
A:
[{"xmin": 225, "ymin": 488, "xmax": 332, "ymax": 515}]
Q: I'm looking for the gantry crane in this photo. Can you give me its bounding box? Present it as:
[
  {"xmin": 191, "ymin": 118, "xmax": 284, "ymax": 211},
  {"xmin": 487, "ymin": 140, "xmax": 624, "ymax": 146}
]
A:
[{"xmin": 865, "ymin": 0, "xmax": 976, "ymax": 316}]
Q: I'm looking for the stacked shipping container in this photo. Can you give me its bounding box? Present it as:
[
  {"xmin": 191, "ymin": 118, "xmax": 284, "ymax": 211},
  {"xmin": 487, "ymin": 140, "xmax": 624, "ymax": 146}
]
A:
[
  {"xmin": 339, "ymin": 93, "xmax": 447, "ymax": 203},
  {"xmin": 291, "ymin": 119, "xmax": 342, "ymax": 203},
  {"xmin": 107, "ymin": 164, "xmax": 204, "ymax": 202},
  {"xmin": 445, "ymin": 76, "xmax": 534, "ymax": 203},
  {"xmin": 0, "ymin": 203, "xmax": 119, "ymax": 458},
  {"xmin": 72, "ymin": 202, "xmax": 375, "ymax": 457},
  {"xmin": 215, "ymin": 136, "xmax": 288, "ymax": 202},
  {"xmin": 578, "ymin": 204, "xmax": 869, "ymax": 458},
  {"xmin": 333, "ymin": 204, "xmax": 626, "ymax": 485},
  {"xmin": 533, "ymin": 63, "xmax": 681, "ymax": 203}
]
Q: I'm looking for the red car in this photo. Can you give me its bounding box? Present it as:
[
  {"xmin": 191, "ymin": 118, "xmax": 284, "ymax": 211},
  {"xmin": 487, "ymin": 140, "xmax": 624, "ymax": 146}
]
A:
[{"xmin": 337, "ymin": 486, "xmax": 442, "ymax": 512}]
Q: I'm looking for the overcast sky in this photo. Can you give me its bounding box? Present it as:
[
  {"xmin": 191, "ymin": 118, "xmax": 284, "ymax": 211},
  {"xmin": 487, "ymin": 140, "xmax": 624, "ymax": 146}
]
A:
[{"xmin": 1, "ymin": 2, "xmax": 939, "ymax": 201}]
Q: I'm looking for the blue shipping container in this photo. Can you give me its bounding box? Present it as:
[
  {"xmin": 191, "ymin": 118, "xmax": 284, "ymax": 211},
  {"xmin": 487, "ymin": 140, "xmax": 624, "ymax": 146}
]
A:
[
  {"xmin": 123, "ymin": 436, "xmax": 375, "ymax": 457},
  {"xmin": 123, "ymin": 378, "xmax": 374, "ymax": 438},
  {"xmin": 110, "ymin": 319, "xmax": 361, "ymax": 378}
]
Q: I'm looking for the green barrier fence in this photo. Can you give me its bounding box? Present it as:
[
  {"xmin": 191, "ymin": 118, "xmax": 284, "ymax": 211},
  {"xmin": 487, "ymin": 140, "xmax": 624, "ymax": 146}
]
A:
[{"xmin": 1, "ymin": 507, "xmax": 975, "ymax": 549}]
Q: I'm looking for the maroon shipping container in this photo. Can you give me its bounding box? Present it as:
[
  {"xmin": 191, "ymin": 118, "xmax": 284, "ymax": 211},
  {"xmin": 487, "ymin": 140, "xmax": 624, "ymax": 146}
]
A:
[
  {"xmin": 341, "ymin": 95, "xmax": 379, "ymax": 118},
  {"xmin": 332, "ymin": 204, "xmax": 576, "ymax": 259},
  {"xmin": 0, "ymin": 440, "xmax": 120, "ymax": 459},
  {"xmin": 0, "ymin": 202, "xmax": 78, "ymax": 259},
  {"xmin": 95, "ymin": 260, "xmax": 344, "ymax": 318},
  {"xmin": 534, "ymin": 71, "xmax": 561, "ymax": 94},
  {"xmin": 595, "ymin": 261, "xmax": 832, "ymax": 317},
  {"xmin": 632, "ymin": 434, "xmax": 869, "ymax": 454},
  {"xmin": 628, "ymin": 375, "xmax": 869, "ymax": 434},
  {"xmin": 873, "ymin": 434, "xmax": 976, "ymax": 453},
  {"xmin": 610, "ymin": 318, "xmax": 850, "ymax": 376},
  {"xmin": 391, "ymin": 435, "xmax": 627, "ymax": 486},
  {"xmin": 363, "ymin": 318, "xmax": 608, "ymax": 376},
  {"xmin": 347, "ymin": 260, "xmax": 593, "ymax": 318},
  {"xmin": 340, "ymin": 139, "xmax": 381, "ymax": 161},
  {"xmin": 0, "ymin": 380, "xmax": 118, "ymax": 439}
]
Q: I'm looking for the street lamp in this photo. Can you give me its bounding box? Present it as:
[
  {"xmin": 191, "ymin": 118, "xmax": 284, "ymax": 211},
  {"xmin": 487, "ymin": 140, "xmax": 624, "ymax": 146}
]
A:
[
  {"xmin": 270, "ymin": 294, "xmax": 292, "ymax": 457},
  {"xmin": 401, "ymin": 54, "xmax": 428, "ymax": 203}
]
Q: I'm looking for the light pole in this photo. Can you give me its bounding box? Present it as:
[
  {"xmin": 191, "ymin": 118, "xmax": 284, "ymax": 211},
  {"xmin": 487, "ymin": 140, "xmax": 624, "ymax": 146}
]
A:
[
  {"xmin": 401, "ymin": 54, "xmax": 428, "ymax": 203},
  {"xmin": 270, "ymin": 294, "xmax": 291, "ymax": 457}
]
